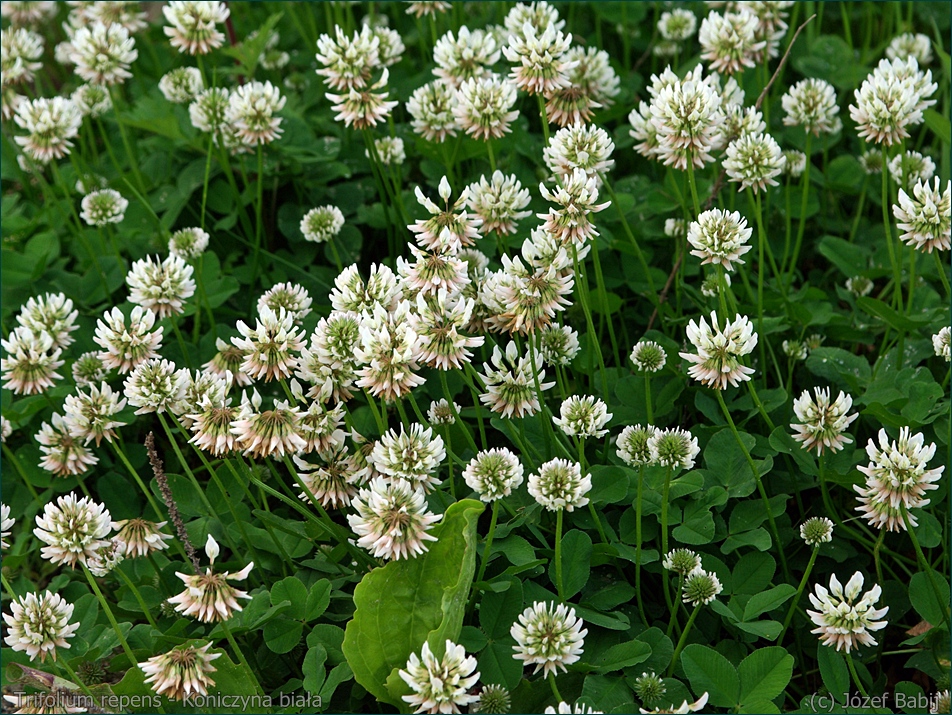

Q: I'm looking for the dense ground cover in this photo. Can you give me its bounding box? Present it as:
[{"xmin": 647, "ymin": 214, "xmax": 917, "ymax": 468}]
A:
[{"xmin": 0, "ymin": 1, "xmax": 950, "ymax": 713}]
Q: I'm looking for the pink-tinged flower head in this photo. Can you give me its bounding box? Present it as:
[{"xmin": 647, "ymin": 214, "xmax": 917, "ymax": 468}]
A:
[
  {"xmin": 162, "ymin": 1, "xmax": 229, "ymax": 55},
  {"xmin": 538, "ymin": 167, "xmax": 611, "ymax": 248},
  {"xmin": 13, "ymin": 96, "xmax": 82, "ymax": 163},
  {"xmin": 168, "ymin": 535, "xmax": 253, "ymax": 622},
  {"xmin": 408, "ymin": 175, "xmax": 483, "ymax": 252},
  {"xmin": 62, "ymin": 382, "xmax": 127, "ymax": 447},
  {"xmin": 15, "ymin": 292, "xmax": 78, "ymax": 351},
  {"xmin": 807, "ymin": 572, "xmax": 888, "ymax": 653},
  {"xmin": 315, "ymin": 25, "xmax": 379, "ymax": 90},
  {"xmin": 502, "ymin": 20, "xmax": 574, "ymax": 96},
  {"xmin": 141, "ymin": 643, "xmax": 222, "ymax": 701},
  {"xmin": 293, "ymin": 446, "xmax": 361, "ymax": 509},
  {"xmin": 433, "ymin": 26, "xmax": 499, "ymax": 89},
  {"xmin": 477, "ymin": 341, "xmax": 554, "ymax": 418},
  {"xmin": 112, "ymin": 518, "xmax": 174, "ymax": 558},
  {"xmin": 849, "ymin": 57, "xmax": 937, "ymax": 146},
  {"xmin": 230, "ymin": 389, "xmax": 306, "ymax": 459},
  {"xmin": 407, "ymin": 80, "xmax": 459, "ymax": 142},
  {"xmin": 354, "ymin": 301, "xmax": 425, "ymax": 402},
  {"xmin": 698, "ymin": 8, "xmax": 764, "ymax": 75},
  {"xmin": 1, "ymin": 326, "xmax": 63, "ymax": 395},
  {"xmin": 330, "ymin": 263, "xmax": 402, "ymax": 316},
  {"xmin": 126, "ymin": 255, "xmax": 196, "ymax": 318},
  {"xmin": 225, "ymin": 80, "xmax": 285, "ymax": 146},
  {"xmin": 680, "ymin": 311, "xmax": 757, "ymax": 389},
  {"xmin": 370, "ymin": 422, "xmax": 446, "ymax": 493},
  {"xmin": 687, "ymin": 208, "xmax": 753, "ymax": 270},
  {"xmin": 326, "ymin": 68, "xmax": 398, "ymax": 130},
  {"xmin": 464, "ymin": 171, "xmax": 531, "ymax": 235},
  {"xmin": 409, "ymin": 289, "xmax": 484, "ymax": 370},
  {"xmin": 347, "ymin": 477, "xmax": 441, "ymax": 561},
  {"xmin": 893, "ymin": 178, "xmax": 951, "ymax": 253},
  {"xmin": 69, "ymin": 21, "xmax": 136, "ymax": 85},
  {"xmin": 232, "ymin": 306, "xmax": 304, "ymax": 382},
  {"xmin": 35, "ymin": 413, "xmax": 99, "ymax": 477},
  {"xmin": 453, "ymin": 75, "xmax": 519, "ymax": 141},
  {"xmin": 3, "ymin": 591, "xmax": 79, "ymax": 663},
  {"xmin": 33, "ymin": 492, "xmax": 112, "ymax": 568},
  {"xmin": 399, "ymin": 640, "xmax": 480, "ymax": 714},
  {"xmin": 791, "ymin": 387, "xmax": 858, "ymax": 455}
]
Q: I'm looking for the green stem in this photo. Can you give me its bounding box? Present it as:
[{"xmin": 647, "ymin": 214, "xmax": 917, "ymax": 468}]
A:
[
  {"xmin": 715, "ymin": 391, "xmax": 791, "ymax": 583},
  {"xmin": 439, "ymin": 370, "xmax": 478, "ymax": 454},
  {"xmin": 660, "ymin": 466, "xmax": 673, "ymax": 609},
  {"xmin": 685, "ymin": 161, "xmax": 701, "ymax": 216},
  {"xmin": 845, "ymin": 652, "xmax": 869, "ymax": 698},
  {"xmin": 881, "ymin": 146, "xmax": 904, "ymax": 311},
  {"xmin": 555, "ymin": 509, "xmax": 565, "ymax": 601},
  {"xmin": 786, "ymin": 132, "xmax": 813, "ymax": 287},
  {"xmin": 900, "ymin": 504, "xmax": 951, "ymax": 628},
  {"xmin": 486, "ymin": 139, "xmax": 497, "ymax": 173},
  {"xmin": 644, "ymin": 372, "xmax": 654, "ymax": 423},
  {"xmin": 536, "ymin": 93, "xmax": 550, "ymax": 144},
  {"xmin": 169, "ymin": 317, "xmax": 193, "ymax": 370},
  {"xmin": 81, "ymin": 564, "xmax": 138, "ymax": 668},
  {"xmin": 602, "ymin": 180, "xmax": 658, "ymax": 300},
  {"xmin": 476, "ymin": 500, "xmax": 499, "ymax": 584},
  {"xmin": 589, "ymin": 239, "xmax": 621, "ymax": 366},
  {"xmin": 667, "ymin": 604, "xmax": 702, "ymax": 677},
  {"xmin": 108, "ymin": 441, "xmax": 164, "ymax": 521},
  {"xmin": 933, "ymin": 250, "xmax": 951, "ymax": 299},
  {"xmin": 547, "ymin": 671, "xmax": 563, "ymax": 703},
  {"xmin": 114, "ymin": 566, "xmax": 160, "ymax": 630},
  {"xmin": 107, "ymin": 87, "xmax": 146, "ymax": 192},
  {"xmin": 635, "ymin": 466, "xmax": 648, "ymax": 625},
  {"xmin": 777, "ymin": 546, "xmax": 819, "ymax": 644},
  {"xmin": 219, "ymin": 618, "xmax": 264, "ymax": 695}
]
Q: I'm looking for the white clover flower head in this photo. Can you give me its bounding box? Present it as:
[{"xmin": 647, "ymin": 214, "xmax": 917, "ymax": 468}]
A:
[
  {"xmin": 462, "ymin": 448, "xmax": 524, "ymax": 503},
  {"xmin": 724, "ymin": 131, "xmax": 785, "ymax": 193},
  {"xmin": 33, "ymin": 492, "xmax": 112, "ymax": 568},
  {"xmin": 232, "ymin": 306, "xmax": 304, "ymax": 382},
  {"xmin": 159, "ymin": 66, "xmax": 204, "ymax": 103},
  {"xmin": 664, "ymin": 218, "xmax": 687, "ymax": 238},
  {"xmin": 258, "ymin": 282, "xmax": 312, "ymax": 324},
  {"xmin": 141, "ymin": 643, "xmax": 222, "ymax": 701},
  {"xmin": 371, "ymin": 423, "xmax": 446, "ymax": 493},
  {"xmin": 1, "ymin": 27, "xmax": 43, "ymax": 86},
  {"xmin": 162, "ymin": 0, "xmax": 229, "ymax": 55},
  {"xmin": 484, "ymin": 255, "xmax": 574, "ymax": 335},
  {"xmin": 511, "ymin": 601, "xmax": 586, "ymax": 677},
  {"xmin": 330, "ymin": 263, "xmax": 401, "ymax": 315},
  {"xmin": 682, "ymin": 567, "xmax": 723, "ymax": 607},
  {"xmin": 406, "ymin": 2, "xmax": 451, "ymax": 18},
  {"xmin": 36, "ymin": 413, "xmax": 99, "ymax": 477},
  {"xmin": 859, "ymin": 150, "xmax": 883, "ymax": 175},
  {"xmin": 464, "ymin": 171, "xmax": 531, "ymax": 235},
  {"xmin": 300, "ymin": 205, "xmax": 345, "ymax": 244},
  {"xmin": 407, "ymin": 80, "xmax": 459, "ymax": 142},
  {"xmin": 893, "ymin": 177, "xmax": 951, "ymax": 253},
  {"xmin": 354, "ymin": 301, "xmax": 425, "ymax": 401},
  {"xmin": 126, "ymin": 254, "xmax": 196, "ymax": 318},
  {"xmin": 225, "ymin": 80, "xmax": 285, "ymax": 146},
  {"xmin": 61, "ymin": 381, "xmax": 127, "ymax": 446},
  {"xmin": 845, "ymin": 276, "xmax": 874, "ymax": 297},
  {"xmin": 478, "ymin": 341, "xmax": 554, "ymax": 418},
  {"xmin": 553, "ymin": 395, "xmax": 612, "ymax": 439},
  {"xmin": 659, "ymin": 9, "xmax": 697, "ymax": 41},
  {"xmin": 528, "ymin": 458, "xmax": 591, "ymax": 512},
  {"xmin": 783, "ymin": 149, "xmax": 807, "ymax": 178},
  {"xmin": 698, "ymin": 8, "xmax": 764, "ymax": 74},
  {"xmin": 3, "ymin": 591, "xmax": 79, "ymax": 663},
  {"xmin": 86, "ymin": 538, "xmax": 124, "ymax": 577},
  {"xmin": 112, "ymin": 518, "xmax": 173, "ymax": 558},
  {"xmin": 544, "ymin": 46, "xmax": 619, "ymax": 127},
  {"xmin": 0, "ymin": 1, "xmax": 57, "ymax": 27},
  {"xmin": 645, "ymin": 65, "xmax": 723, "ymax": 170},
  {"xmin": 70, "ymin": 21, "xmax": 137, "ymax": 85},
  {"xmin": 538, "ymin": 166, "xmax": 611, "ymax": 248},
  {"xmin": 168, "ymin": 551, "xmax": 254, "ymax": 623},
  {"xmin": 454, "ymin": 74, "xmax": 519, "ymax": 141},
  {"xmin": 231, "ymin": 389, "xmax": 306, "ymax": 459},
  {"xmin": 617, "ymin": 424, "xmax": 660, "ymax": 467},
  {"xmin": 1, "ymin": 326, "xmax": 64, "ymax": 395},
  {"xmin": 543, "ymin": 123, "xmax": 615, "ymax": 183},
  {"xmin": 932, "ymin": 326, "xmax": 951, "ymax": 362},
  {"xmin": 545, "ymin": 704, "xmax": 603, "ymax": 714},
  {"xmin": 680, "ymin": 311, "xmax": 758, "ymax": 389},
  {"xmin": 790, "ymin": 387, "xmax": 858, "ymax": 455},
  {"xmin": 807, "ymin": 572, "xmax": 888, "ymax": 652},
  {"xmin": 75, "ymin": 2, "xmax": 148, "ymax": 33},
  {"xmin": 168, "ymin": 226, "xmax": 210, "ymax": 260},
  {"xmin": 502, "ymin": 20, "xmax": 575, "ymax": 96},
  {"xmin": 1, "ymin": 502, "xmax": 14, "ymax": 549},
  {"xmin": 630, "ymin": 340, "xmax": 667, "ymax": 372},
  {"xmin": 70, "ymin": 82, "xmax": 112, "ymax": 117},
  {"xmin": 782, "ymin": 78, "xmax": 839, "ymax": 135},
  {"xmin": 13, "ymin": 96, "xmax": 82, "ymax": 163},
  {"xmin": 886, "ymin": 32, "xmax": 932, "ymax": 65},
  {"xmin": 800, "ymin": 516, "xmax": 834, "ymax": 547},
  {"xmin": 123, "ymin": 358, "xmax": 187, "ymax": 415},
  {"xmin": 427, "ymin": 398, "xmax": 458, "ymax": 426},
  {"xmin": 369, "ymin": 135, "xmax": 405, "ymax": 166},
  {"xmin": 663, "ymin": 548, "xmax": 701, "ymax": 576},
  {"xmin": 433, "ymin": 26, "xmax": 499, "ymax": 89},
  {"xmin": 409, "ymin": 289, "xmax": 484, "ymax": 369},
  {"xmin": 887, "ymin": 150, "xmax": 935, "ymax": 189},
  {"xmin": 648, "ymin": 427, "xmax": 700, "ymax": 471},
  {"xmin": 93, "ymin": 305, "xmax": 163, "ymax": 374},
  {"xmin": 80, "ymin": 188, "xmax": 127, "ymax": 226},
  {"xmin": 849, "ymin": 56, "xmax": 937, "ymax": 146},
  {"xmin": 639, "ymin": 693, "xmax": 710, "ymax": 714},
  {"xmin": 189, "ymin": 86, "xmax": 230, "ymax": 136},
  {"xmin": 782, "ymin": 339, "xmax": 807, "ymax": 361},
  {"xmin": 315, "ymin": 25, "xmax": 379, "ymax": 90},
  {"xmin": 347, "ymin": 477, "xmax": 441, "ymax": 561},
  {"xmin": 503, "ymin": 1, "xmax": 564, "ymax": 36},
  {"xmin": 326, "ymin": 68, "xmax": 399, "ymax": 130},
  {"xmin": 538, "ymin": 324, "xmax": 580, "ymax": 366},
  {"xmin": 409, "ymin": 176, "xmax": 482, "ymax": 252},
  {"xmin": 399, "ymin": 640, "xmax": 480, "ymax": 714},
  {"xmin": 854, "ymin": 427, "xmax": 944, "ymax": 522}
]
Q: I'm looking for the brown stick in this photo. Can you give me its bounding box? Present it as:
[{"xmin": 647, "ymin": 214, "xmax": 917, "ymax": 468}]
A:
[{"xmin": 146, "ymin": 432, "xmax": 200, "ymax": 572}]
